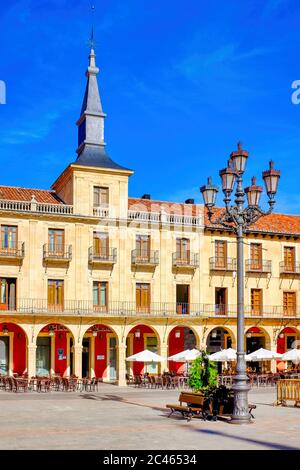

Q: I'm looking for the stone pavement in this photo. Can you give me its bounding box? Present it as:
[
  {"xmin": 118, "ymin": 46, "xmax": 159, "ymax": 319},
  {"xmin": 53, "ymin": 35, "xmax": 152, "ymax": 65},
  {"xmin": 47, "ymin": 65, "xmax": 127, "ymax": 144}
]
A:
[{"xmin": 0, "ymin": 385, "xmax": 299, "ymax": 450}]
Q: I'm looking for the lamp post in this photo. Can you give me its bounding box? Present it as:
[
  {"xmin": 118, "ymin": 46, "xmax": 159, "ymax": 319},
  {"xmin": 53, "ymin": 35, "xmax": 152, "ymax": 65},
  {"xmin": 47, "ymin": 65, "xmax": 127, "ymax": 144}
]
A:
[{"xmin": 200, "ymin": 142, "xmax": 280, "ymax": 424}]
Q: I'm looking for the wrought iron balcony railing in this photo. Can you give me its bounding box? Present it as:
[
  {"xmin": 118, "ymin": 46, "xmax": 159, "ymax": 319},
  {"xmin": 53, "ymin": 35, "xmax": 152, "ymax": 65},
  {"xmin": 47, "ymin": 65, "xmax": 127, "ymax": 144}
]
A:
[
  {"xmin": 209, "ymin": 257, "xmax": 237, "ymax": 271},
  {"xmin": 1, "ymin": 299, "xmax": 299, "ymax": 319},
  {"xmin": 0, "ymin": 242, "xmax": 25, "ymax": 260},
  {"xmin": 245, "ymin": 259, "xmax": 272, "ymax": 274},
  {"xmin": 279, "ymin": 261, "xmax": 300, "ymax": 275},
  {"xmin": 88, "ymin": 247, "xmax": 117, "ymax": 264},
  {"xmin": 43, "ymin": 244, "xmax": 72, "ymax": 262},
  {"xmin": 131, "ymin": 249, "xmax": 159, "ymax": 266},
  {"xmin": 172, "ymin": 252, "xmax": 199, "ymax": 268}
]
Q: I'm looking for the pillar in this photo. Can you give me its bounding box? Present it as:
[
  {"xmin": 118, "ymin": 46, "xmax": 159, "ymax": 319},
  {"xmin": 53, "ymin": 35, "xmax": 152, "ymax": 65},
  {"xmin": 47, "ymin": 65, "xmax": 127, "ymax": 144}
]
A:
[
  {"xmin": 27, "ymin": 345, "xmax": 37, "ymax": 378},
  {"xmin": 117, "ymin": 343, "xmax": 127, "ymax": 386},
  {"xmin": 73, "ymin": 345, "xmax": 83, "ymax": 378},
  {"xmin": 160, "ymin": 343, "xmax": 169, "ymax": 374},
  {"xmin": 270, "ymin": 336, "xmax": 278, "ymax": 373}
]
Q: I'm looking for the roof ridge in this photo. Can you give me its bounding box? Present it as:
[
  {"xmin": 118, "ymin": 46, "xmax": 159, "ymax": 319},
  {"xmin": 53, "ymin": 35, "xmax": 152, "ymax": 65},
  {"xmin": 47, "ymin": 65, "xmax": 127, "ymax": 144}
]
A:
[
  {"xmin": 0, "ymin": 184, "xmax": 56, "ymax": 193},
  {"xmin": 128, "ymin": 196, "xmax": 199, "ymax": 205}
]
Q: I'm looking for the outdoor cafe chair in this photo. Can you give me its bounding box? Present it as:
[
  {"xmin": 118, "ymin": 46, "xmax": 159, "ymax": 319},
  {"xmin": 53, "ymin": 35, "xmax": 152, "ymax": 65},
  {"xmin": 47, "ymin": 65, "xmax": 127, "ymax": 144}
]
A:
[
  {"xmin": 13, "ymin": 377, "xmax": 29, "ymax": 393},
  {"xmin": 37, "ymin": 377, "xmax": 51, "ymax": 392},
  {"xmin": 154, "ymin": 375, "xmax": 163, "ymax": 389}
]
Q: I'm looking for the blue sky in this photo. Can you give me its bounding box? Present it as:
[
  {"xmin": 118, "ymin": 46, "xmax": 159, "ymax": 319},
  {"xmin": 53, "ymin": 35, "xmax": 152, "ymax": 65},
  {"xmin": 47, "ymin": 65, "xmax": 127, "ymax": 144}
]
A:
[{"xmin": 1, "ymin": 0, "xmax": 300, "ymax": 213}]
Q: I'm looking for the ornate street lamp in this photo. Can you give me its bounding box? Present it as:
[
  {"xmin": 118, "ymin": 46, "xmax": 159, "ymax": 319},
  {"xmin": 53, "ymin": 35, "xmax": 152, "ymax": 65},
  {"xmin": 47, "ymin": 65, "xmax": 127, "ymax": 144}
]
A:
[{"xmin": 200, "ymin": 142, "xmax": 280, "ymax": 424}]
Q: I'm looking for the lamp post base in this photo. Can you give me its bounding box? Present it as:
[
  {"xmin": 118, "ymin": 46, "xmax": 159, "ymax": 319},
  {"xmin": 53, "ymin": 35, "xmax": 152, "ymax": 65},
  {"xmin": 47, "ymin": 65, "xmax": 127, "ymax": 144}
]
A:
[{"xmin": 230, "ymin": 373, "xmax": 251, "ymax": 424}]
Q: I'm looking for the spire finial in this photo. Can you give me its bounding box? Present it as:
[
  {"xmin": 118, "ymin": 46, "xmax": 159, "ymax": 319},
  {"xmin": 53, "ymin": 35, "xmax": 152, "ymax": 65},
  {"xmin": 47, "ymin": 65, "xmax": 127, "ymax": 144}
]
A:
[
  {"xmin": 251, "ymin": 176, "xmax": 256, "ymax": 186},
  {"xmin": 237, "ymin": 141, "xmax": 242, "ymax": 151},
  {"xmin": 87, "ymin": 4, "xmax": 97, "ymax": 50}
]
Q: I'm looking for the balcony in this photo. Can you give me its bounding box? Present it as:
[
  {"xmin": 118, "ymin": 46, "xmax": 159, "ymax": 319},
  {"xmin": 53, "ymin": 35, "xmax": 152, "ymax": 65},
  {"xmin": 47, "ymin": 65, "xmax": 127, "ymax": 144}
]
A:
[
  {"xmin": 0, "ymin": 199, "xmax": 73, "ymax": 215},
  {"xmin": 93, "ymin": 206, "xmax": 109, "ymax": 218},
  {"xmin": 0, "ymin": 299, "xmax": 299, "ymax": 318},
  {"xmin": 172, "ymin": 252, "xmax": 199, "ymax": 269},
  {"xmin": 0, "ymin": 242, "xmax": 25, "ymax": 262},
  {"xmin": 245, "ymin": 259, "xmax": 272, "ymax": 274},
  {"xmin": 279, "ymin": 262, "xmax": 300, "ymax": 276},
  {"xmin": 209, "ymin": 257, "xmax": 237, "ymax": 272},
  {"xmin": 214, "ymin": 304, "xmax": 228, "ymax": 316},
  {"xmin": 88, "ymin": 247, "xmax": 117, "ymax": 265},
  {"xmin": 131, "ymin": 250, "xmax": 159, "ymax": 267},
  {"xmin": 43, "ymin": 244, "xmax": 72, "ymax": 264}
]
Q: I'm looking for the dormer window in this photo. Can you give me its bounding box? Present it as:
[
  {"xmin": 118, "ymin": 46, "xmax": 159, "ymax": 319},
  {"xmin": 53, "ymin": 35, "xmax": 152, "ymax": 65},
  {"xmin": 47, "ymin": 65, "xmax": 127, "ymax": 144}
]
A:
[{"xmin": 93, "ymin": 186, "xmax": 109, "ymax": 207}]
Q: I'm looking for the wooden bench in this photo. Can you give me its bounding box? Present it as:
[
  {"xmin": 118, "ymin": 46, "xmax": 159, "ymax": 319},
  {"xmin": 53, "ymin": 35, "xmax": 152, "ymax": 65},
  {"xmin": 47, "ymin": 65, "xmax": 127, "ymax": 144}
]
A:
[
  {"xmin": 166, "ymin": 392, "xmax": 210, "ymax": 422},
  {"xmin": 166, "ymin": 391, "xmax": 257, "ymax": 422}
]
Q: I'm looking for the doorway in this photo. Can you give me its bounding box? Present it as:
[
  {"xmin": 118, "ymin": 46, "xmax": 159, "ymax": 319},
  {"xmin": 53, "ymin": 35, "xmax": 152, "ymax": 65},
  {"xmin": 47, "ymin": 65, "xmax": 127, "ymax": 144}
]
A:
[
  {"xmin": 145, "ymin": 336, "xmax": 158, "ymax": 374},
  {"xmin": 246, "ymin": 335, "xmax": 265, "ymax": 372},
  {"xmin": 0, "ymin": 336, "xmax": 9, "ymax": 374},
  {"xmin": 215, "ymin": 288, "xmax": 227, "ymax": 315},
  {"xmin": 176, "ymin": 285, "xmax": 190, "ymax": 314},
  {"xmin": 36, "ymin": 337, "xmax": 51, "ymax": 376},
  {"xmin": 108, "ymin": 336, "xmax": 117, "ymax": 381},
  {"xmin": 82, "ymin": 338, "xmax": 90, "ymax": 378}
]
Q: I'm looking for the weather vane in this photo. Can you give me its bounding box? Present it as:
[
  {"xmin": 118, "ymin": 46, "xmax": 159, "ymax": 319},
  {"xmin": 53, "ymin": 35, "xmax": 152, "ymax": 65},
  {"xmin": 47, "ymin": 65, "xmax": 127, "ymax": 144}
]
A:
[{"xmin": 87, "ymin": 3, "xmax": 97, "ymax": 50}]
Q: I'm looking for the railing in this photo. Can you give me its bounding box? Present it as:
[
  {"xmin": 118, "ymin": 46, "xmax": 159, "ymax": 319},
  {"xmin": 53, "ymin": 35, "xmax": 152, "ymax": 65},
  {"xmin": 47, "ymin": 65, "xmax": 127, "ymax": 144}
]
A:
[
  {"xmin": 93, "ymin": 206, "xmax": 109, "ymax": 217},
  {"xmin": 209, "ymin": 257, "xmax": 237, "ymax": 271},
  {"xmin": 172, "ymin": 252, "xmax": 199, "ymax": 268},
  {"xmin": 276, "ymin": 379, "xmax": 300, "ymax": 406},
  {"xmin": 0, "ymin": 199, "xmax": 73, "ymax": 215},
  {"xmin": 43, "ymin": 244, "xmax": 72, "ymax": 261},
  {"xmin": 88, "ymin": 247, "xmax": 117, "ymax": 264},
  {"xmin": 245, "ymin": 259, "xmax": 272, "ymax": 273},
  {"xmin": 1, "ymin": 300, "xmax": 299, "ymax": 318},
  {"xmin": 0, "ymin": 242, "xmax": 25, "ymax": 259},
  {"xmin": 0, "ymin": 199, "xmax": 201, "ymax": 226},
  {"xmin": 279, "ymin": 261, "xmax": 300, "ymax": 275},
  {"xmin": 128, "ymin": 210, "xmax": 201, "ymax": 226},
  {"xmin": 131, "ymin": 249, "xmax": 159, "ymax": 265}
]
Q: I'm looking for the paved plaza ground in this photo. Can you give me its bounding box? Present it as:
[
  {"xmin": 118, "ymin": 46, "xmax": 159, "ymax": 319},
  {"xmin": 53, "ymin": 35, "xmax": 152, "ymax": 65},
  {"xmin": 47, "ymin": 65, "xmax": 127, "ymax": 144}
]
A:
[{"xmin": 0, "ymin": 384, "xmax": 299, "ymax": 450}]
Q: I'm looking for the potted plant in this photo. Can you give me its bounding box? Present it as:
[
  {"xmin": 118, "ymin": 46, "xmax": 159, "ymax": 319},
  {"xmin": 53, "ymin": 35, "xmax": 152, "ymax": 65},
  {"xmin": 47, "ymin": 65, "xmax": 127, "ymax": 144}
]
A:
[
  {"xmin": 188, "ymin": 351, "xmax": 234, "ymax": 419},
  {"xmin": 188, "ymin": 350, "xmax": 218, "ymax": 394}
]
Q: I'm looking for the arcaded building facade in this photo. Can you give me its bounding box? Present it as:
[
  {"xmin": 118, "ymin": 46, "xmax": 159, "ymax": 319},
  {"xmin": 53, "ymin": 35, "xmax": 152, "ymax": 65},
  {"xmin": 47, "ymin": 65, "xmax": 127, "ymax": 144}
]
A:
[{"xmin": 0, "ymin": 46, "xmax": 299, "ymax": 384}]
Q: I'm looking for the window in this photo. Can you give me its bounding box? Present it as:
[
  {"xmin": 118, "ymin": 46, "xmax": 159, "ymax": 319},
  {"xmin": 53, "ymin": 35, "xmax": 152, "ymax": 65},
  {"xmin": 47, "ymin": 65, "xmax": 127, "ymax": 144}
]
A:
[
  {"xmin": 93, "ymin": 232, "xmax": 109, "ymax": 257},
  {"xmin": 1, "ymin": 225, "xmax": 17, "ymax": 250},
  {"xmin": 93, "ymin": 281, "xmax": 108, "ymax": 310},
  {"xmin": 136, "ymin": 283, "xmax": 150, "ymax": 313},
  {"xmin": 215, "ymin": 288, "xmax": 227, "ymax": 315},
  {"xmin": 176, "ymin": 285, "xmax": 190, "ymax": 314},
  {"xmin": 283, "ymin": 292, "xmax": 296, "ymax": 316},
  {"xmin": 48, "ymin": 229, "xmax": 64, "ymax": 255},
  {"xmin": 251, "ymin": 289, "xmax": 263, "ymax": 316},
  {"xmin": 136, "ymin": 235, "xmax": 150, "ymax": 260},
  {"xmin": 284, "ymin": 246, "xmax": 295, "ymax": 271},
  {"xmin": 215, "ymin": 240, "xmax": 227, "ymax": 268},
  {"xmin": 48, "ymin": 280, "xmax": 64, "ymax": 310},
  {"xmin": 176, "ymin": 238, "xmax": 190, "ymax": 262},
  {"xmin": 250, "ymin": 243, "xmax": 262, "ymax": 270},
  {"xmin": 93, "ymin": 187, "xmax": 109, "ymax": 207}
]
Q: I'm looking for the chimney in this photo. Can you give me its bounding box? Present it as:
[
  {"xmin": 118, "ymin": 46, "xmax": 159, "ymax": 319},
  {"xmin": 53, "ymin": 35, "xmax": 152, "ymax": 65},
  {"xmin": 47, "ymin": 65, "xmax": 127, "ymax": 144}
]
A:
[
  {"xmin": 185, "ymin": 198, "xmax": 194, "ymax": 204},
  {"xmin": 141, "ymin": 194, "xmax": 151, "ymax": 200}
]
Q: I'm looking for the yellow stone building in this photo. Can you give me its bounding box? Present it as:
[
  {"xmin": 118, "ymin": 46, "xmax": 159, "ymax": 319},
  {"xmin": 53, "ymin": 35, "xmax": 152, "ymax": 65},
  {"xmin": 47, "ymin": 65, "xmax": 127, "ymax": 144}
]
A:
[{"xmin": 0, "ymin": 46, "xmax": 299, "ymax": 385}]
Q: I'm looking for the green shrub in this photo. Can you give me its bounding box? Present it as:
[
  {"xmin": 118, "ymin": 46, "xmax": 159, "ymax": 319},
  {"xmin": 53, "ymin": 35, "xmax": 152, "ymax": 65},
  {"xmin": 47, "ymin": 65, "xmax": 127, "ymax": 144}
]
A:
[{"xmin": 188, "ymin": 351, "xmax": 218, "ymax": 393}]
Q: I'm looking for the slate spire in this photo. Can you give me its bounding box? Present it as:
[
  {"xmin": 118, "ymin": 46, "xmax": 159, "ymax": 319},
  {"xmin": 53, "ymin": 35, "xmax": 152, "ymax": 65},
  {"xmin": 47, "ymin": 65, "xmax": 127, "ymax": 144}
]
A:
[{"xmin": 75, "ymin": 31, "xmax": 130, "ymax": 171}]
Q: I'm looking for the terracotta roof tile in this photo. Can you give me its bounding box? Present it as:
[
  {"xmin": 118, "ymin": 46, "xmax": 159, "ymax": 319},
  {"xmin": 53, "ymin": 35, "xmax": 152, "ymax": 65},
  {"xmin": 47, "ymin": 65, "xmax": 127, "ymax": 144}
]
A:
[
  {"xmin": 0, "ymin": 186, "xmax": 64, "ymax": 204},
  {"xmin": 128, "ymin": 197, "xmax": 198, "ymax": 216},
  {"xmin": 129, "ymin": 198, "xmax": 300, "ymax": 235},
  {"xmin": 204, "ymin": 207, "xmax": 300, "ymax": 236},
  {"xmin": 0, "ymin": 188, "xmax": 299, "ymax": 235}
]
